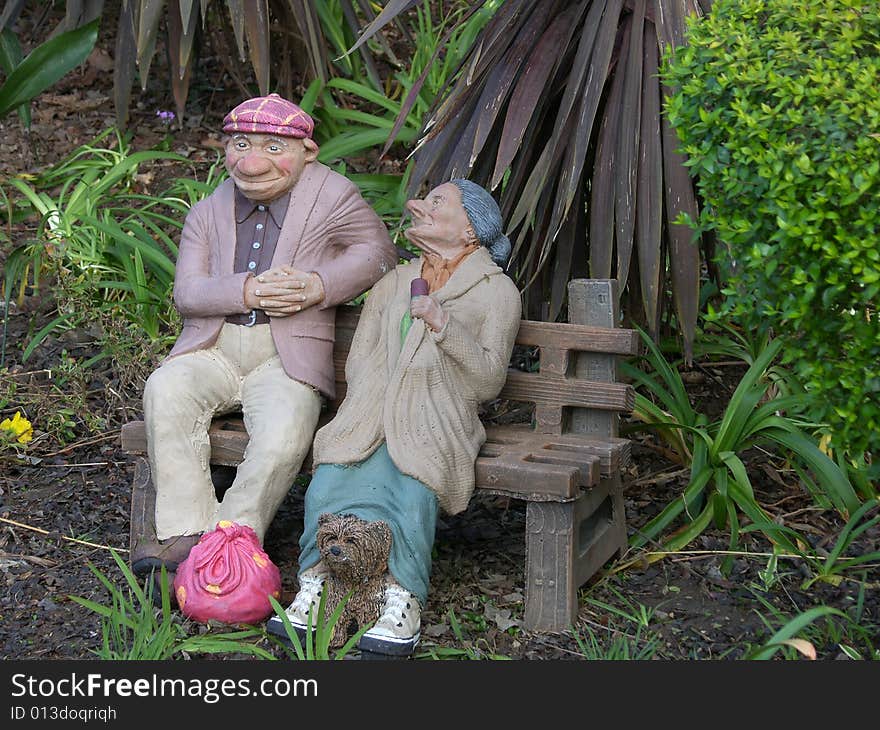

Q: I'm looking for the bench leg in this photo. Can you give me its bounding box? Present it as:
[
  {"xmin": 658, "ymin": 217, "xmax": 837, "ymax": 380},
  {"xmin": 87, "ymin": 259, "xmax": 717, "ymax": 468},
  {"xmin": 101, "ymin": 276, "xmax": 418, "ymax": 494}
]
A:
[{"xmin": 523, "ymin": 475, "xmax": 627, "ymax": 632}]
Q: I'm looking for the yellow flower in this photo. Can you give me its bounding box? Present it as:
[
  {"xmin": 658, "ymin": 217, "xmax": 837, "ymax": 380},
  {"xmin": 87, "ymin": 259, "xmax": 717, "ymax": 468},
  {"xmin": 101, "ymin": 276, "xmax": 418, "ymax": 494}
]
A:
[{"xmin": 0, "ymin": 411, "xmax": 33, "ymax": 444}]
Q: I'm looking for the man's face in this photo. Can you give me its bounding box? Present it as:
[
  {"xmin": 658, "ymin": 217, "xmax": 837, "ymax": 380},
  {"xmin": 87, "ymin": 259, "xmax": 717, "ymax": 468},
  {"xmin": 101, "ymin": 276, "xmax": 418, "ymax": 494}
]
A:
[
  {"xmin": 404, "ymin": 182, "xmax": 474, "ymax": 255},
  {"xmin": 224, "ymin": 133, "xmax": 319, "ymax": 202}
]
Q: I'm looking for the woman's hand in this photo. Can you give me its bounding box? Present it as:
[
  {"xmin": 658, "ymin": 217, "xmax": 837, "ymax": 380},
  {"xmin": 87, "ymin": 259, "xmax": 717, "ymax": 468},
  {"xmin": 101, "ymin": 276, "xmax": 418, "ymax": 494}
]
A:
[{"xmin": 410, "ymin": 295, "xmax": 448, "ymax": 332}]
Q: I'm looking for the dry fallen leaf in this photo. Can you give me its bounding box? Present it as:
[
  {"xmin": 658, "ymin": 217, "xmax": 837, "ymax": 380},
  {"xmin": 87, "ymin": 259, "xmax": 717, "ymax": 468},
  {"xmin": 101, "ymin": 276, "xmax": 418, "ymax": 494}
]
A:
[
  {"xmin": 777, "ymin": 638, "xmax": 817, "ymax": 660},
  {"xmin": 202, "ymin": 137, "xmax": 226, "ymax": 151},
  {"xmin": 134, "ymin": 172, "xmax": 155, "ymax": 192},
  {"xmin": 484, "ymin": 603, "xmax": 520, "ymax": 632},
  {"xmin": 87, "ymin": 47, "xmax": 115, "ymax": 73}
]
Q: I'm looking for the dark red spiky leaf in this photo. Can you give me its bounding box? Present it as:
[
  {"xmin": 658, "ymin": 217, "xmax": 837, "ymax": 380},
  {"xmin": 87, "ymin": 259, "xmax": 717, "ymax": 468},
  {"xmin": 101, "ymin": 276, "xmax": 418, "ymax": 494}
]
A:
[
  {"xmin": 242, "ymin": 0, "xmax": 270, "ymax": 94},
  {"xmin": 636, "ymin": 20, "xmax": 663, "ymax": 337},
  {"xmin": 491, "ymin": 3, "xmax": 583, "ymax": 189}
]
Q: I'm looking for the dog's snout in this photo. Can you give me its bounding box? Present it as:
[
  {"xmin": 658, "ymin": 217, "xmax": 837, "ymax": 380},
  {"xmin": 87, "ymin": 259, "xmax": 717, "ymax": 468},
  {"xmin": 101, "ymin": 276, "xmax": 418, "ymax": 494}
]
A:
[{"xmin": 330, "ymin": 546, "xmax": 342, "ymax": 556}]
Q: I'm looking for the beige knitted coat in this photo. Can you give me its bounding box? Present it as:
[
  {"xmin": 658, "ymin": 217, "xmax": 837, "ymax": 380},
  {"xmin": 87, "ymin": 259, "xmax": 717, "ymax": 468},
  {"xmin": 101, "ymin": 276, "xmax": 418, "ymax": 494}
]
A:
[{"xmin": 312, "ymin": 247, "xmax": 522, "ymax": 514}]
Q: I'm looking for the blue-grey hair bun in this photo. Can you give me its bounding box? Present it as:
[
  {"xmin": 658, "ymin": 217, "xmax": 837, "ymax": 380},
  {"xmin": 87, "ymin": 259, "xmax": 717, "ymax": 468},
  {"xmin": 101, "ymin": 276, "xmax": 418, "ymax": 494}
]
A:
[{"xmin": 450, "ymin": 178, "xmax": 512, "ymax": 268}]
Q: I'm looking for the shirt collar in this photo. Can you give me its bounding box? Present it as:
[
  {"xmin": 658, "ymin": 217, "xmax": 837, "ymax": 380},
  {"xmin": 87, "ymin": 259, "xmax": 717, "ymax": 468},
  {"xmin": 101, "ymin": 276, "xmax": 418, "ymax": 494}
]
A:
[
  {"xmin": 234, "ymin": 187, "xmax": 291, "ymax": 228},
  {"xmin": 420, "ymin": 244, "xmax": 481, "ymax": 294}
]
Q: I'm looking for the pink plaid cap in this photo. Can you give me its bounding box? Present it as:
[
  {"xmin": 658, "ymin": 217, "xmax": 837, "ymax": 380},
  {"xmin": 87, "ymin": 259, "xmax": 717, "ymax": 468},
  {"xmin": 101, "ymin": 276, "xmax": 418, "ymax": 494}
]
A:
[{"xmin": 222, "ymin": 93, "xmax": 315, "ymax": 139}]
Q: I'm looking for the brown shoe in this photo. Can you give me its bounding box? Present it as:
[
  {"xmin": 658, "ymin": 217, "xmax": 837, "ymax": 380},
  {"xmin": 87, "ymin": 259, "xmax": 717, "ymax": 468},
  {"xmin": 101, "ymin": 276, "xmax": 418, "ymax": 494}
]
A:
[
  {"xmin": 130, "ymin": 533, "xmax": 201, "ymax": 578},
  {"xmin": 145, "ymin": 567, "xmax": 179, "ymax": 609}
]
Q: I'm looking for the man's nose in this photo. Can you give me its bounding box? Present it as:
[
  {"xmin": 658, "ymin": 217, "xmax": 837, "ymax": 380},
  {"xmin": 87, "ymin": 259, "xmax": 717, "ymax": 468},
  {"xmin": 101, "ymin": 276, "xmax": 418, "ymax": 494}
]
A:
[
  {"xmin": 405, "ymin": 199, "xmax": 424, "ymax": 215},
  {"xmin": 236, "ymin": 151, "xmax": 271, "ymax": 175}
]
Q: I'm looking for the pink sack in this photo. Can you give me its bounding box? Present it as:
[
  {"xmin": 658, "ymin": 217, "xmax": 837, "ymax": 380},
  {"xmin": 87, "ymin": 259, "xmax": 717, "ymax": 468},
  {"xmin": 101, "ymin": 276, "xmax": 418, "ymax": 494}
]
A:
[{"xmin": 173, "ymin": 521, "xmax": 281, "ymax": 625}]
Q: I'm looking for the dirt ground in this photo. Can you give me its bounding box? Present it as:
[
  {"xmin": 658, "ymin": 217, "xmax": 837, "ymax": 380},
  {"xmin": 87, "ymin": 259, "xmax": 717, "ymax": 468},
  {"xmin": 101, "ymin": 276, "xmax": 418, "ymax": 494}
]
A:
[{"xmin": 1, "ymin": 5, "xmax": 877, "ymax": 662}]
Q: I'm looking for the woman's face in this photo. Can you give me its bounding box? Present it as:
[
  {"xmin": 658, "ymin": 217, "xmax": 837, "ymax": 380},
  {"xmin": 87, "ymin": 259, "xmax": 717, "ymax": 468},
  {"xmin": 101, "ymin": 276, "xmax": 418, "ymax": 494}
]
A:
[{"xmin": 404, "ymin": 183, "xmax": 474, "ymax": 255}]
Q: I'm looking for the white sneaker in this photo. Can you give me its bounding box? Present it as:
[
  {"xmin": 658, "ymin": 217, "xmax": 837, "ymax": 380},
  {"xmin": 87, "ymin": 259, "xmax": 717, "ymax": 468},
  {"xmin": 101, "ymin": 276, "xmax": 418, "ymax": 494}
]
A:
[
  {"xmin": 266, "ymin": 565, "xmax": 327, "ymax": 639},
  {"xmin": 358, "ymin": 580, "xmax": 420, "ymax": 656}
]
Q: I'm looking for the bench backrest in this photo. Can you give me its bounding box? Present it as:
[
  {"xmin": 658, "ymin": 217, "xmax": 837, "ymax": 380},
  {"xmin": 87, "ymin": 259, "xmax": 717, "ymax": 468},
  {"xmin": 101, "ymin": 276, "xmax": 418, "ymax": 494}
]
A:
[{"xmin": 331, "ymin": 304, "xmax": 638, "ymax": 435}]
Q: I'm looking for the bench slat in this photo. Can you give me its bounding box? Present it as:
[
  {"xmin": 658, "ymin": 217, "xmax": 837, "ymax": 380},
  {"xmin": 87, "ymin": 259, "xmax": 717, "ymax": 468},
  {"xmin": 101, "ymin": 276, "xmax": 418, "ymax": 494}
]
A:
[
  {"xmin": 331, "ymin": 369, "xmax": 636, "ymax": 416},
  {"xmin": 122, "ymin": 421, "xmax": 632, "ymax": 470},
  {"xmin": 334, "ymin": 307, "xmax": 639, "ymax": 357},
  {"xmin": 484, "ymin": 425, "xmax": 631, "ymax": 473},
  {"xmin": 498, "ymin": 371, "xmax": 635, "ymax": 412},
  {"xmin": 120, "ymin": 419, "xmax": 629, "ymax": 501},
  {"xmin": 514, "ymin": 320, "xmax": 639, "ymax": 356}
]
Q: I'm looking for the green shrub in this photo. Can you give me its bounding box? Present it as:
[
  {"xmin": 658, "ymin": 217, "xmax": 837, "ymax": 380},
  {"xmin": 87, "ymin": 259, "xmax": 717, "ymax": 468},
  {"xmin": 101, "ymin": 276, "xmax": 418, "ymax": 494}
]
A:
[{"xmin": 662, "ymin": 0, "xmax": 880, "ymax": 465}]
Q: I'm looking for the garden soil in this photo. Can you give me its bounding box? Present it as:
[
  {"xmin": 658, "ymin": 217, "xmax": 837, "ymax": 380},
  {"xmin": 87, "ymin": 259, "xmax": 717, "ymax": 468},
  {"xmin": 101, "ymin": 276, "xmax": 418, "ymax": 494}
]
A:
[{"xmin": 1, "ymin": 7, "xmax": 877, "ymax": 662}]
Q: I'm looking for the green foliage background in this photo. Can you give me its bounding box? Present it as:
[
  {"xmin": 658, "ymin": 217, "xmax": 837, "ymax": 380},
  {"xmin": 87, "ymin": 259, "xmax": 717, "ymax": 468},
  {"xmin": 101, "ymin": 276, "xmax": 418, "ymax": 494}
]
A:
[{"xmin": 663, "ymin": 0, "xmax": 880, "ymax": 462}]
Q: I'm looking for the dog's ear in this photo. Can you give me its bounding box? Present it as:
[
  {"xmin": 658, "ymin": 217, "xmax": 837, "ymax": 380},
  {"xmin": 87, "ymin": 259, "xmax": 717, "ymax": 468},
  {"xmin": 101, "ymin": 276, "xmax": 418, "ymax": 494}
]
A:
[
  {"xmin": 369, "ymin": 520, "xmax": 393, "ymax": 551},
  {"xmin": 318, "ymin": 512, "xmax": 334, "ymax": 527}
]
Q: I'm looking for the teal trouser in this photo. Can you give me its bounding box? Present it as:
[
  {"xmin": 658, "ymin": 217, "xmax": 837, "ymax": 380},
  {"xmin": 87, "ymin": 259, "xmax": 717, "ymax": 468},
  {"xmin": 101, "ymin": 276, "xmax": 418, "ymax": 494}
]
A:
[{"xmin": 297, "ymin": 442, "xmax": 439, "ymax": 606}]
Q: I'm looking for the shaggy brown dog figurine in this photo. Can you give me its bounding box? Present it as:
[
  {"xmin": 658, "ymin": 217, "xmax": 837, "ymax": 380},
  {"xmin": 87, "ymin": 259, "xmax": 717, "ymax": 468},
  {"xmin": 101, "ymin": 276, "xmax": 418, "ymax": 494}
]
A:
[{"xmin": 316, "ymin": 512, "xmax": 392, "ymax": 648}]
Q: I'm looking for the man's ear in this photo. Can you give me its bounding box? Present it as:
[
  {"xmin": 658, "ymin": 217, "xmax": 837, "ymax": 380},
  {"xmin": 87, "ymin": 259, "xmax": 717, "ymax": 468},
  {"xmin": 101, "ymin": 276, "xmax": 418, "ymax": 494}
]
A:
[{"xmin": 302, "ymin": 137, "xmax": 319, "ymax": 164}]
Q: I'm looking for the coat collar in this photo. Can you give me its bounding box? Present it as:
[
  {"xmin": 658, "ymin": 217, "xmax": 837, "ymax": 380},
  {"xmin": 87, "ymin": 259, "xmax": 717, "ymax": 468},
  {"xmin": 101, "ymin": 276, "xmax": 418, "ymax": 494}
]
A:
[
  {"xmin": 211, "ymin": 163, "xmax": 330, "ymax": 273},
  {"xmin": 405, "ymin": 246, "xmax": 505, "ymax": 303},
  {"xmin": 234, "ymin": 187, "xmax": 290, "ymax": 227}
]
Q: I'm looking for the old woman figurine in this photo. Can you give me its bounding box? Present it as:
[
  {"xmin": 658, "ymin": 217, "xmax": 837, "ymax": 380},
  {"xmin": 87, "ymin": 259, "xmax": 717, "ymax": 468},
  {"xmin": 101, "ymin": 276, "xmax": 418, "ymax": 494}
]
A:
[{"xmin": 267, "ymin": 179, "xmax": 521, "ymax": 655}]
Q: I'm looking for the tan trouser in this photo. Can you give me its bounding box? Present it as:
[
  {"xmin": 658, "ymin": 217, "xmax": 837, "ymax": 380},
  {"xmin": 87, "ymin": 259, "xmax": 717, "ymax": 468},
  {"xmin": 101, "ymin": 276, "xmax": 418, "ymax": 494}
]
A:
[{"xmin": 143, "ymin": 322, "xmax": 322, "ymax": 542}]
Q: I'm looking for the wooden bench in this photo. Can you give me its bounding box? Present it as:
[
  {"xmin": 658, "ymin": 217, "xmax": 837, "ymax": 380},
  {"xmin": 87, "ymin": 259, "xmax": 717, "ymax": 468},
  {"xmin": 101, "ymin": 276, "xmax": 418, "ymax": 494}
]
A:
[{"xmin": 120, "ymin": 279, "xmax": 638, "ymax": 632}]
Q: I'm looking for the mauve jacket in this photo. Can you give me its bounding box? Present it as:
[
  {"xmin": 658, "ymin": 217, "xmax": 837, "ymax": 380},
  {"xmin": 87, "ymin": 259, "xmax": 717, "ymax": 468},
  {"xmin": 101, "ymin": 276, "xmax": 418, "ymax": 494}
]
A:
[{"xmin": 165, "ymin": 162, "xmax": 398, "ymax": 399}]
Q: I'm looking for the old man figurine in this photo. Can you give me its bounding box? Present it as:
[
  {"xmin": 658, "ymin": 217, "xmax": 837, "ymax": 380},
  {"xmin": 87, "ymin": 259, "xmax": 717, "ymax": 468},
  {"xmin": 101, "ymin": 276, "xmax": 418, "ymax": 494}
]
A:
[
  {"xmin": 268, "ymin": 179, "xmax": 521, "ymax": 655},
  {"xmin": 130, "ymin": 93, "xmax": 398, "ymax": 599}
]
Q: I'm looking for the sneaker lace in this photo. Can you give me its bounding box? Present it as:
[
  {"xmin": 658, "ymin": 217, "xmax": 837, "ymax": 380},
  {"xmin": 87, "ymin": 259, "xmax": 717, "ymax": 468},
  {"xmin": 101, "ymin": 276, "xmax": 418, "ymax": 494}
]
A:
[
  {"xmin": 379, "ymin": 584, "xmax": 416, "ymax": 622},
  {"xmin": 290, "ymin": 570, "xmax": 325, "ymax": 611}
]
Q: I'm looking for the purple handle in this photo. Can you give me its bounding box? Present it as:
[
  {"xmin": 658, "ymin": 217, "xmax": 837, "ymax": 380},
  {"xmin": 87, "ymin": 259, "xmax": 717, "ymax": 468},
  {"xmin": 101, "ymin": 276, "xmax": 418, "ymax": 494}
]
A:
[{"xmin": 410, "ymin": 278, "xmax": 429, "ymax": 297}]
